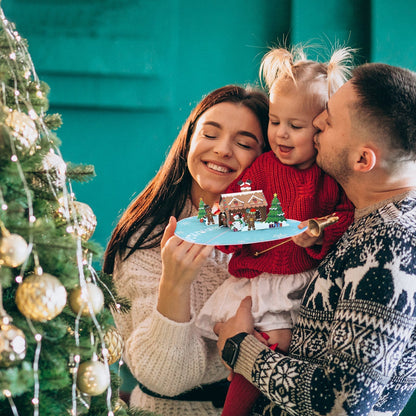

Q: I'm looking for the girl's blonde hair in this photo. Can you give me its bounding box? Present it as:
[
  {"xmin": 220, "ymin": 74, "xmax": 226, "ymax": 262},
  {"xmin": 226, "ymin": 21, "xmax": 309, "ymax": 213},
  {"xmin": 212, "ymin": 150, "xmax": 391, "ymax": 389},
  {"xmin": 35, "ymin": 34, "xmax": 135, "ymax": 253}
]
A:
[{"xmin": 259, "ymin": 45, "xmax": 354, "ymax": 107}]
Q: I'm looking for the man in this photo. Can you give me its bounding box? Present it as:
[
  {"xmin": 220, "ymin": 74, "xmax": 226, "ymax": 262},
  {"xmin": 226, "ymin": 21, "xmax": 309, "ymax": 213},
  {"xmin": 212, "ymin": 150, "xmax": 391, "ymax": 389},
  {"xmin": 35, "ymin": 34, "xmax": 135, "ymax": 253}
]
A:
[{"xmin": 215, "ymin": 63, "xmax": 416, "ymax": 416}]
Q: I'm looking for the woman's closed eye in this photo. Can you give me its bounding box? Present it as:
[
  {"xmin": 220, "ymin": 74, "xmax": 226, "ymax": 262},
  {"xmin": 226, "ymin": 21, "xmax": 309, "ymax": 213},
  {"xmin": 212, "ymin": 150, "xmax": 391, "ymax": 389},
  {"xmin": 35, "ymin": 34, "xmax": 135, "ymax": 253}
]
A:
[{"xmin": 237, "ymin": 142, "xmax": 252, "ymax": 149}]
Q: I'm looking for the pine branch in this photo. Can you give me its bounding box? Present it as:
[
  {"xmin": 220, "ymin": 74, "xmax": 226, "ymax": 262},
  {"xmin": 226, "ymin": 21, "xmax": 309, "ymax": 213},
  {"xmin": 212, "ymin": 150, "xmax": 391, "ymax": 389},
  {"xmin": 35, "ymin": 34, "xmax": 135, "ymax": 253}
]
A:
[{"xmin": 66, "ymin": 162, "xmax": 96, "ymax": 183}]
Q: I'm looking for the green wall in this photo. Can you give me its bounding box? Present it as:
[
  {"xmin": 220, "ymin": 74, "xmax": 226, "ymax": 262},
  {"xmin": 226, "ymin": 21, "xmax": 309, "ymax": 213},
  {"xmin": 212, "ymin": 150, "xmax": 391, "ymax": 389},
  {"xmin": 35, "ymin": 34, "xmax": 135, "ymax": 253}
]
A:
[{"xmin": 2, "ymin": 0, "xmax": 416, "ymax": 412}]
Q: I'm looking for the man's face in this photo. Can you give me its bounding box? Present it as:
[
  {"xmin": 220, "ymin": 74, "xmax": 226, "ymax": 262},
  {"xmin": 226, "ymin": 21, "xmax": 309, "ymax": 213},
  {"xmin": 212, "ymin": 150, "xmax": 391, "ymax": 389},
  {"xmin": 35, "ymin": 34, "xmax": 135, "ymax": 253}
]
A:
[{"xmin": 313, "ymin": 81, "xmax": 356, "ymax": 185}]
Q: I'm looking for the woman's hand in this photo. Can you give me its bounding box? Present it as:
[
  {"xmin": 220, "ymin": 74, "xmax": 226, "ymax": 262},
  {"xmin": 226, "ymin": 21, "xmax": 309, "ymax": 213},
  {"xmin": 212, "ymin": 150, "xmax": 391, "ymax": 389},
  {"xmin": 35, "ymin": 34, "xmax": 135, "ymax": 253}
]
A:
[{"xmin": 157, "ymin": 216, "xmax": 213, "ymax": 322}]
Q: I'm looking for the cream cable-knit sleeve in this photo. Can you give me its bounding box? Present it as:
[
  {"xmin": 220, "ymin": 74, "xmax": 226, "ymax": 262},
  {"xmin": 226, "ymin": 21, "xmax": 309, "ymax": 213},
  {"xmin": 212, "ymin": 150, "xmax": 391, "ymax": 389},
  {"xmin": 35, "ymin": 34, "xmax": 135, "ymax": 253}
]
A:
[{"xmin": 112, "ymin": 223, "xmax": 230, "ymax": 397}]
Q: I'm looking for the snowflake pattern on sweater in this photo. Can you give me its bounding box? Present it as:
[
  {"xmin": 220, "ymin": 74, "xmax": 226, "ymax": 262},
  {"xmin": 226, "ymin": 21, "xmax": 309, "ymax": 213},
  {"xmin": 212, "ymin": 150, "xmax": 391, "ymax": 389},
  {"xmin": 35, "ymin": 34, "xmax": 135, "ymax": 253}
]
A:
[{"xmin": 246, "ymin": 191, "xmax": 416, "ymax": 416}]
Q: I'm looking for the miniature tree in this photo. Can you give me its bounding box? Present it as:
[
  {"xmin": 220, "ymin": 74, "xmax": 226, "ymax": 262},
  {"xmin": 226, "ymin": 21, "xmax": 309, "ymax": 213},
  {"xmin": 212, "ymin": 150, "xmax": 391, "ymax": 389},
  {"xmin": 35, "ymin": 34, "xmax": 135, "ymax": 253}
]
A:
[
  {"xmin": 197, "ymin": 198, "xmax": 206, "ymax": 220},
  {"xmin": 0, "ymin": 7, "xmax": 156, "ymax": 416},
  {"xmin": 265, "ymin": 193, "xmax": 287, "ymax": 224}
]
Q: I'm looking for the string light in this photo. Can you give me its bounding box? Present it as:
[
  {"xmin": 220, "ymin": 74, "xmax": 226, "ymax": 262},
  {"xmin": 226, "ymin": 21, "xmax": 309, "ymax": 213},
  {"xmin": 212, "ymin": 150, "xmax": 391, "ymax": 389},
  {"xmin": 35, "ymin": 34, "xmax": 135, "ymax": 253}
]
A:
[{"xmin": 3, "ymin": 389, "xmax": 19, "ymax": 416}]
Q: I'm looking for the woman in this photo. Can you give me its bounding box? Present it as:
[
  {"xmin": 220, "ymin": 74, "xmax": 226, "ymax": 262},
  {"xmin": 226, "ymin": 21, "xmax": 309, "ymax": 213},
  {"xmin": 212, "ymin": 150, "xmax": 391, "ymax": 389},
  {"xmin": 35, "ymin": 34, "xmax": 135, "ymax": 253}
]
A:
[{"xmin": 103, "ymin": 85, "xmax": 270, "ymax": 415}]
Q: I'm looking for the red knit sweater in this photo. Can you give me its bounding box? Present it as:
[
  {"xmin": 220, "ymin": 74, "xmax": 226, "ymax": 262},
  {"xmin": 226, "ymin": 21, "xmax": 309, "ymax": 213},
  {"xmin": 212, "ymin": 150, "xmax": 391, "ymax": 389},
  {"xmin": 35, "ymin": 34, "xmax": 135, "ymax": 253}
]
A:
[{"xmin": 221, "ymin": 151, "xmax": 354, "ymax": 278}]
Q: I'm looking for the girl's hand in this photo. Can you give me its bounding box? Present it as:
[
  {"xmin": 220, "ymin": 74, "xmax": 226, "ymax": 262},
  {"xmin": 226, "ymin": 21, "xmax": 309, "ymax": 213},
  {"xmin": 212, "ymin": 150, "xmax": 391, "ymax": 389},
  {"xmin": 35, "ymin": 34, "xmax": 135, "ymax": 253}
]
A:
[
  {"xmin": 158, "ymin": 216, "xmax": 213, "ymax": 322},
  {"xmin": 291, "ymin": 220, "xmax": 323, "ymax": 248}
]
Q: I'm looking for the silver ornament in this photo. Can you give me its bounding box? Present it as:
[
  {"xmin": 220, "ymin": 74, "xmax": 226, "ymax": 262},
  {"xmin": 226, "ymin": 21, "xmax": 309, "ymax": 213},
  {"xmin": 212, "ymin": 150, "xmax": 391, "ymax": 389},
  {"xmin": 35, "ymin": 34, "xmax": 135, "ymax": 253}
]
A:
[
  {"xmin": 0, "ymin": 322, "xmax": 26, "ymax": 367},
  {"xmin": 42, "ymin": 151, "xmax": 67, "ymax": 189},
  {"xmin": 15, "ymin": 273, "xmax": 67, "ymax": 321},
  {"xmin": 76, "ymin": 359, "xmax": 110, "ymax": 396},
  {"xmin": 69, "ymin": 283, "xmax": 104, "ymax": 317},
  {"xmin": 0, "ymin": 233, "xmax": 29, "ymax": 268}
]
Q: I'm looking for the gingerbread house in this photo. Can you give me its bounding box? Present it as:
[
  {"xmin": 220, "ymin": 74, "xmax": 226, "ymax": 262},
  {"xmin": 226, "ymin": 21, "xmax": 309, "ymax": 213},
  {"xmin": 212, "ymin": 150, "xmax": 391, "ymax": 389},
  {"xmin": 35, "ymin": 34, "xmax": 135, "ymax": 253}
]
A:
[{"xmin": 219, "ymin": 189, "xmax": 268, "ymax": 227}]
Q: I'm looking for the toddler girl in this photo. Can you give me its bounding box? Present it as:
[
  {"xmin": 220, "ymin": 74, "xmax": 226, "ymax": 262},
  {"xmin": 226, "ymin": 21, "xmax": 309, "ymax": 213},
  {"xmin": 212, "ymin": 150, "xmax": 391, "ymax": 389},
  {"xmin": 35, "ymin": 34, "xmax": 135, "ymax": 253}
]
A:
[{"xmin": 196, "ymin": 45, "xmax": 356, "ymax": 416}]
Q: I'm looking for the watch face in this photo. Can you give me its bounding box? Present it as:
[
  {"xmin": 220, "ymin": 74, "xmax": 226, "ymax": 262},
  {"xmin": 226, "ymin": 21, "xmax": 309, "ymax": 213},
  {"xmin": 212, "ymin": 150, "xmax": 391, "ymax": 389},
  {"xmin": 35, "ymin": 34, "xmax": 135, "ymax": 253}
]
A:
[{"xmin": 222, "ymin": 339, "xmax": 239, "ymax": 368}]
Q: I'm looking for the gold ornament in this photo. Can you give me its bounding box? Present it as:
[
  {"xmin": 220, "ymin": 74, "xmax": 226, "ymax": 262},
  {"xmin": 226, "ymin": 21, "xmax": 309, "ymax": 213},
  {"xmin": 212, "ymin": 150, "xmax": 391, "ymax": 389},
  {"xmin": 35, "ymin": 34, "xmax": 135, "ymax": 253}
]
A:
[
  {"xmin": 69, "ymin": 283, "xmax": 104, "ymax": 317},
  {"xmin": 76, "ymin": 359, "xmax": 110, "ymax": 396},
  {"xmin": 4, "ymin": 109, "xmax": 38, "ymax": 154},
  {"xmin": 0, "ymin": 321, "xmax": 26, "ymax": 367},
  {"xmin": 15, "ymin": 273, "xmax": 67, "ymax": 321},
  {"xmin": 72, "ymin": 201, "xmax": 97, "ymax": 241},
  {"xmin": 56, "ymin": 199, "xmax": 97, "ymax": 241},
  {"xmin": 0, "ymin": 231, "xmax": 29, "ymax": 268},
  {"xmin": 113, "ymin": 398, "xmax": 128, "ymax": 411},
  {"xmin": 102, "ymin": 326, "xmax": 124, "ymax": 365}
]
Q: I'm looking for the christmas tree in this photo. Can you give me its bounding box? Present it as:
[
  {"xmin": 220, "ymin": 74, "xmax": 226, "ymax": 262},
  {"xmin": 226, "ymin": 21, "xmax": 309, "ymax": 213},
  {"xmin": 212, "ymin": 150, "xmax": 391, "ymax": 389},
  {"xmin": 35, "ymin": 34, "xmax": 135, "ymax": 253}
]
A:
[
  {"xmin": 197, "ymin": 198, "xmax": 206, "ymax": 220},
  {"xmin": 265, "ymin": 193, "xmax": 286, "ymax": 224},
  {"xmin": 0, "ymin": 7, "xmax": 157, "ymax": 416}
]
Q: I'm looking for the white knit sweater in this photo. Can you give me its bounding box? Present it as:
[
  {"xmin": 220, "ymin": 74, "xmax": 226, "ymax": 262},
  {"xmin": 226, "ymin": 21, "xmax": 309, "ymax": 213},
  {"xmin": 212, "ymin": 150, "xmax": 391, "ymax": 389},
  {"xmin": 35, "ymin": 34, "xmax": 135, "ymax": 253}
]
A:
[{"xmin": 112, "ymin": 200, "xmax": 230, "ymax": 416}]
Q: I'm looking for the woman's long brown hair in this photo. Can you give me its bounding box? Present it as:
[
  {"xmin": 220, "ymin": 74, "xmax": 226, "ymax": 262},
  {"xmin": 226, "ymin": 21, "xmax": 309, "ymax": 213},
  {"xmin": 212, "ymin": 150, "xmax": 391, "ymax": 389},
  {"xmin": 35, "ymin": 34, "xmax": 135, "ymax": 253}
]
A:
[{"xmin": 103, "ymin": 85, "xmax": 270, "ymax": 274}]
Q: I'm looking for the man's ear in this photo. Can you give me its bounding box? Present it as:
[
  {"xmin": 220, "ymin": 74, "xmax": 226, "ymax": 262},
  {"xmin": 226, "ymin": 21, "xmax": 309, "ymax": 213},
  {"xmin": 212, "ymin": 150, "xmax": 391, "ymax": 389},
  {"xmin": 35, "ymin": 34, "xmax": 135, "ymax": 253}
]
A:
[{"xmin": 353, "ymin": 146, "xmax": 377, "ymax": 172}]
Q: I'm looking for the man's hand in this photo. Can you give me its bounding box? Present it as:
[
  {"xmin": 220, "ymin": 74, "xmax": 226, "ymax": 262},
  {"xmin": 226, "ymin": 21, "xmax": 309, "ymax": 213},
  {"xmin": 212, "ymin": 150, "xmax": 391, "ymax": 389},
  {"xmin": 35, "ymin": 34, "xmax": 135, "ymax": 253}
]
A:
[{"xmin": 214, "ymin": 296, "xmax": 255, "ymax": 356}]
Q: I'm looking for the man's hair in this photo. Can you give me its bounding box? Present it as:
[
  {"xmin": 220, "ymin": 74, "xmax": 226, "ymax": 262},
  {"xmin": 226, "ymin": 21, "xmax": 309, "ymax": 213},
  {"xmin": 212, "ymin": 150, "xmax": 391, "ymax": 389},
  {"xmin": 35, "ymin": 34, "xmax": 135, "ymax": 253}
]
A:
[{"xmin": 351, "ymin": 63, "xmax": 416, "ymax": 159}]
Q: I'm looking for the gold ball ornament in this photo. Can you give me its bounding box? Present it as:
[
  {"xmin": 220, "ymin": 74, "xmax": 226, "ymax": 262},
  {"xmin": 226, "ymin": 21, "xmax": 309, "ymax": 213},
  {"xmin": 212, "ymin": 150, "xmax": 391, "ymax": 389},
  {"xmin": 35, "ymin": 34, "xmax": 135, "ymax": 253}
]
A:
[
  {"xmin": 0, "ymin": 233, "xmax": 29, "ymax": 267},
  {"xmin": 15, "ymin": 273, "xmax": 67, "ymax": 321},
  {"xmin": 56, "ymin": 199, "xmax": 97, "ymax": 241},
  {"xmin": 102, "ymin": 326, "xmax": 124, "ymax": 365},
  {"xmin": 72, "ymin": 201, "xmax": 97, "ymax": 241},
  {"xmin": 4, "ymin": 109, "xmax": 38, "ymax": 155},
  {"xmin": 0, "ymin": 322, "xmax": 26, "ymax": 367},
  {"xmin": 76, "ymin": 359, "xmax": 110, "ymax": 396},
  {"xmin": 69, "ymin": 283, "xmax": 104, "ymax": 316},
  {"xmin": 113, "ymin": 398, "xmax": 128, "ymax": 411}
]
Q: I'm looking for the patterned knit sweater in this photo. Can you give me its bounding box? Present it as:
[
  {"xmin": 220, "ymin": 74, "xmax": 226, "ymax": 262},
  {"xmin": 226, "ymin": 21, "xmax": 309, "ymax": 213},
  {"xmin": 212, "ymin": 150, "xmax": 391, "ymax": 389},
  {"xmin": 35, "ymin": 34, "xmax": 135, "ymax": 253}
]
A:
[
  {"xmin": 223, "ymin": 151, "xmax": 354, "ymax": 278},
  {"xmin": 112, "ymin": 199, "xmax": 229, "ymax": 416},
  {"xmin": 233, "ymin": 190, "xmax": 416, "ymax": 416}
]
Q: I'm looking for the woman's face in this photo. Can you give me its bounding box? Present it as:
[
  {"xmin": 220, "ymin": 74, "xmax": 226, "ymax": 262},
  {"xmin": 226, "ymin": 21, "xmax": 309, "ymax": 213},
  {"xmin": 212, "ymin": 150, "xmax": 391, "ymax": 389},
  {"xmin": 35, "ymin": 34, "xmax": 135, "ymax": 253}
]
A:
[{"xmin": 187, "ymin": 102, "xmax": 264, "ymax": 207}]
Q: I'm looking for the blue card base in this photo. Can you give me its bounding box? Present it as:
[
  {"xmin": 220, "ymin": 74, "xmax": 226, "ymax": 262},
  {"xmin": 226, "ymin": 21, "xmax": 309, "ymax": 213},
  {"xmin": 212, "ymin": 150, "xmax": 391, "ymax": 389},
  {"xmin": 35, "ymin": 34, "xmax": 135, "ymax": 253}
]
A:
[{"xmin": 175, "ymin": 216, "xmax": 306, "ymax": 245}]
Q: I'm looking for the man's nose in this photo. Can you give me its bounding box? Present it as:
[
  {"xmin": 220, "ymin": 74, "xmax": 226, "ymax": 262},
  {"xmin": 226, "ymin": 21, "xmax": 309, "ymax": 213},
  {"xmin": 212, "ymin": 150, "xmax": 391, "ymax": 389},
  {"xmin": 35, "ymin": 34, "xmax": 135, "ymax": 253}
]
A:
[{"xmin": 313, "ymin": 110, "xmax": 325, "ymax": 131}]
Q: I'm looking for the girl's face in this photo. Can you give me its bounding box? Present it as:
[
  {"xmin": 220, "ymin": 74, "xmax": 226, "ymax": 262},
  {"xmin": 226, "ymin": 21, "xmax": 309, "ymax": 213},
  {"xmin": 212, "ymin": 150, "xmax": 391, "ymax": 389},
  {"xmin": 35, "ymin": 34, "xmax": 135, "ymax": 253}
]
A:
[
  {"xmin": 187, "ymin": 102, "xmax": 264, "ymax": 207},
  {"xmin": 268, "ymin": 82, "xmax": 322, "ymax": 170}
]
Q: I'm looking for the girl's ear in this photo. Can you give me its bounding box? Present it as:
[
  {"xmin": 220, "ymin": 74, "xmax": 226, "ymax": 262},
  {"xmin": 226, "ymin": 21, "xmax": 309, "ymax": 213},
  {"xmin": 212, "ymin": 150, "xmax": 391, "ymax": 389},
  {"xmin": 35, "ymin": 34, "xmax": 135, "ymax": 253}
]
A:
[{"xmin": 353, "ymin": 146, "xmax": 377, "ymax": 172}]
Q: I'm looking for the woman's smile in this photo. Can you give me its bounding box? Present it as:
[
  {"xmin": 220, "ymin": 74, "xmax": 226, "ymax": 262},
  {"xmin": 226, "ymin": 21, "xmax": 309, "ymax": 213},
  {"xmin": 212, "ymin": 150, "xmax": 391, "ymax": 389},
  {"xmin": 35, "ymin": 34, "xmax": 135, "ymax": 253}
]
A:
[{"xmin": 204, "ymin": 161, "xmax": 234, "ymax": 174}]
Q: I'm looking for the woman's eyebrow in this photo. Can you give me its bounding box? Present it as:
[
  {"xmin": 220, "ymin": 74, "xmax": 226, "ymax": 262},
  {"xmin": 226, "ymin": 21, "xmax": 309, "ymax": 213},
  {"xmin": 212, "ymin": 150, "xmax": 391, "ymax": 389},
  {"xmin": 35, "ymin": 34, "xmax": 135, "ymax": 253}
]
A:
[
  {"xmin": 203, "ymin": 121, "xmax": 221, "ymax": 128},
  {"xmin": 239, "ymin": 130, "xmax": 260, "ymax": 143}
]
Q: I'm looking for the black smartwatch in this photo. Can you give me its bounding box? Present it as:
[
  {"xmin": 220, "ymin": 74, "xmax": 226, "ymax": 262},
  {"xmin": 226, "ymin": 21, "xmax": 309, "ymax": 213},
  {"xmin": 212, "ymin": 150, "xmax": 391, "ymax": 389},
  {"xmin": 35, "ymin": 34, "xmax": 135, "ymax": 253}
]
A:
[{"xmin": 221, "ymin": 332, "xmax": 248, "ymax": 368}]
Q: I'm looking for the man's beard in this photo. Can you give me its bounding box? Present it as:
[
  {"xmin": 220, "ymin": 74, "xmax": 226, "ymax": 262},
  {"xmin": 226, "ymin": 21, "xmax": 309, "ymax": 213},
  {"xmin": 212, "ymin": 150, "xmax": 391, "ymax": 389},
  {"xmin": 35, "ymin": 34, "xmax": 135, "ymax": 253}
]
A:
[{"xmin": 317, "ymin": 147, "xmax": 352, "ymax": 186}]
